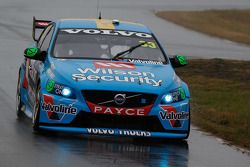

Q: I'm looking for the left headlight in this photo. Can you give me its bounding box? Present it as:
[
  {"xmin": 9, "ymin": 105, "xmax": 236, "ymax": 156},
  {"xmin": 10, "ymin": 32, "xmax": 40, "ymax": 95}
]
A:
[
  {"xmin": 46, "ymin": 80, "xmax": 75, "ymax": 98},
  {"xmin": 161, "ymin": 88, "xmax": 186, "ymax": 104}
]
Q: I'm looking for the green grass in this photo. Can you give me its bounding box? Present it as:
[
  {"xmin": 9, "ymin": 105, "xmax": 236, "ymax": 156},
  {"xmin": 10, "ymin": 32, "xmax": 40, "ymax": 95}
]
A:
[
  {"xmin": 156, "ymin": 9, "xmax": 250, "ymax": 45},
  {"xmin": 175, "ymin": 59, "xmax": 250, "ymax": 149}
]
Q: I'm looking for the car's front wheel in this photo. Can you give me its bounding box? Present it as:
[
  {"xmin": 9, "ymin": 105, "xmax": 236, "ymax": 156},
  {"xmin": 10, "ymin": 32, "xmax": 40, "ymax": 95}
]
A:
[{"xmin": 32, "ymin": 84, "xmax": 41, "ymax": 132}]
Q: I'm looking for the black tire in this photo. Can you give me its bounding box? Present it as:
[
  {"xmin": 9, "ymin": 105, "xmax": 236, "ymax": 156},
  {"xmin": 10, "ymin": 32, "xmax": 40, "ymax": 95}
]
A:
[
  {"xmin": 183, "ymin": 107, "xmax": 191, "ymax": 139},
  {"xmin": 16, "ymin": 70, "xmax": 24, "ymax": 118},
  {"xmin": 32, "ymin": 84, "xmax": 41, "ymax": 132}
]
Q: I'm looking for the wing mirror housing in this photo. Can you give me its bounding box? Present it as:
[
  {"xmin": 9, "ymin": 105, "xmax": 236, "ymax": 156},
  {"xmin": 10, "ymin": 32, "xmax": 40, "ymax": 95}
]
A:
[
  {"xmin": 24, "ymin": 47, "xmax": 46, "ymax": 61},
  {"xmin": 170, "ymin": 55, "xmax": 188, "ymax": 68}
]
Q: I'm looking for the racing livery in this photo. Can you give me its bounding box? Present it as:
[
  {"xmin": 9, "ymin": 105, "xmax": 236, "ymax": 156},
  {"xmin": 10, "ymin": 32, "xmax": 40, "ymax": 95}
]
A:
[{"xmin": 16, "ymin": 17, "xmax": 190, "ymax": 139}]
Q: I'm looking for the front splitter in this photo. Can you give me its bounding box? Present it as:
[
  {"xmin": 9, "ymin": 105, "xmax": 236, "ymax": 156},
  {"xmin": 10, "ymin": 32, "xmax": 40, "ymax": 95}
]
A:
[{"xmin": 40, "ymin": 126, "xmax": 188, "ymax": 139}]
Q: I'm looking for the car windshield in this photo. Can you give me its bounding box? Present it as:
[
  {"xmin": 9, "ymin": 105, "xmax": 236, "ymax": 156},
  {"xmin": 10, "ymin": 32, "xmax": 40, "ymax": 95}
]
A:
[{"xmin": 53, "ymin": 29, "xmax": 167, "ymax": 63}]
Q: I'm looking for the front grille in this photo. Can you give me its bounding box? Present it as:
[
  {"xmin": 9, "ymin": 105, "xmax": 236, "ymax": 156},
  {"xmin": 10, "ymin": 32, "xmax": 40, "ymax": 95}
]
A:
[{"xmin": 82, "ymin": 90, "xmax": 157, "ymax": 108}]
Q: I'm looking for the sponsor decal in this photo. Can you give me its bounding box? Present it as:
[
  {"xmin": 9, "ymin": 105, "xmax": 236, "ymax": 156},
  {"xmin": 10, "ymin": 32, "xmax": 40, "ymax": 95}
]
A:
[
  {"xmin": 159, "ymin": 106, "xmax": 189, "ymax": 128},
  {"xmin": 61, "ymin": 29, "xmax": 152, "ymax": 38},
  {"xmin": 72, "ymin": 66, "xmax": 162, "ymax": 87},
  {"xmin": 139, "ymin": 40, "xmax": 157, "ymax": 49},
  {"xmin": 179, "ymin": 88, "xmax": 186, "ymax": 100},
  {"xmin": 119, "ymin": 130, "xmax": 151, "ymax": 137},
  {"xmin": 87, "ymin": 101, "xmax": 152, "ymax": 116},
  {"xmin": 127, "ymin": 59, "xmax": 163, "ymax": 65},
  {"xmin": 46, "ymin": 80, "xmax": 55, "ymax": 92},
  {"xmin": 87, "ymin": 128, "xmax": 151, "ymax": 137},
  {"xmin": 87, "ymin": 128, "xmax": 115, "ymax": 135},
  {"xmin": 53, "ymin": 83, "xmax": 64, "ymax": 94},
  {"xmin": 43, "ymin": 95, "xmax": 77, "ymax": 120},
  {"xmin": 170, "ymin": 88, "xmax": 186, "ymax": 102},
  {"xmin": 41, "ymin": 103, "xmax": 77, "ymax": 115},
  {"xmin": 36, "ymin": 22, "xmax": 49, "ymax": 27},
  {"xmin": 94, "ymin": 61, "xmax": 135, "ymax": 69},
  {"xmin": 45, "ymin": 80, "xmax": 73, "ymax": 97},
  {"xmin": 160, "ymin": 111, "xmax": 189, "ymax": 120}
]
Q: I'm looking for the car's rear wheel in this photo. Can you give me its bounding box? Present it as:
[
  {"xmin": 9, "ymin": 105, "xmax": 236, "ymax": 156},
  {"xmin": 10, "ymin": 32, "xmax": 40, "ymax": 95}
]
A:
[
  {"xmin": 16, "ymin": 70, "xmax": 24, "ymax": 118},
  {"xmin": 32, "ymin": 84, "xmax": 41, "ymax": 132}
]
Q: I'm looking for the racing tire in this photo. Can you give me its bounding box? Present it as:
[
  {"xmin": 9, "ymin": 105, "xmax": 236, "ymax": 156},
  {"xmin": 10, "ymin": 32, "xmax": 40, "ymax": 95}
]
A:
[
  {"xmin": 32, "ymin": 84, "xmax": 41, "ymax": 132},
  {"xmin": 16, "ymin": 70, "xmax": 24, "ymax": 118},
  {"xmin": 183, "ymin": 107, "xmax": 191, "ymax": 140}
]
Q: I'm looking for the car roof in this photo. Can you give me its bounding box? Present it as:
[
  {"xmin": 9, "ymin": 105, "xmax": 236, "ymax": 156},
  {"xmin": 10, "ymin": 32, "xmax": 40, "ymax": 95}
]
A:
[{"xmin": 56, "ymin": 19, "xmax": 152, "ymax": 33}]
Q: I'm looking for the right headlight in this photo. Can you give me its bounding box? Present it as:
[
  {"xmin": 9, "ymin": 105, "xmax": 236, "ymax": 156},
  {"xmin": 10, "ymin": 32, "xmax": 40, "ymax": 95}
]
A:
[{"xmin": 161, "ymin": 87, "xmax": 186, "ymax": 104}]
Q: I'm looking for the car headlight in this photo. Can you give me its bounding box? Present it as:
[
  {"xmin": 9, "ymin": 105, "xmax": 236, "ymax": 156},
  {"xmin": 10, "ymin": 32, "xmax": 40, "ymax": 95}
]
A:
[
  {"xmin": 46, "ymin": 80, "xmax": 75, "ymax": 98},
  {"xmin": 161, "ymin": 88, "xmax": 186, "ymax": 104},
  {"xmin": 61, "ymin": 87, "xmax": 72, "ymax": 97},
  {"xmin": 163, "ymin": 94, "xmax": 173, "ymax": 103}
]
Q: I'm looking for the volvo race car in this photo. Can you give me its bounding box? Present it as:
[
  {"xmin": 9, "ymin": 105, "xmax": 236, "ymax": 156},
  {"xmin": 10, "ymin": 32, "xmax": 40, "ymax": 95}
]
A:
[{"xmin": 16, "ymin": 17, "xmax": 190, "ymax": 139}]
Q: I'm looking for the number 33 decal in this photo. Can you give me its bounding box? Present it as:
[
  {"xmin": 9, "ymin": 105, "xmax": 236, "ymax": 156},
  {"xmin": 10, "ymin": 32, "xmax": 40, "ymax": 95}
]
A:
[{"xmin": 139, "ymin": 41, "xmax": 157, "ymax": 49}]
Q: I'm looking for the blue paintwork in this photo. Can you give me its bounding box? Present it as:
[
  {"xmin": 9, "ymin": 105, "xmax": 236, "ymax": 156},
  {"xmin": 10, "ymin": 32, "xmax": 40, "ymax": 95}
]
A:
[{"xmin": 19, "ymin": 19, "xmax": 190, "ymax": 139}]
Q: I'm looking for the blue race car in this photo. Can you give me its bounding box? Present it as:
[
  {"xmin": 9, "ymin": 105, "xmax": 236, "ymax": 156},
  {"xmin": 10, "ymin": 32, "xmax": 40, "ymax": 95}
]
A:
[{"xmin": 16, "ymin": 17, "xmax": 190, "ymax": 139}]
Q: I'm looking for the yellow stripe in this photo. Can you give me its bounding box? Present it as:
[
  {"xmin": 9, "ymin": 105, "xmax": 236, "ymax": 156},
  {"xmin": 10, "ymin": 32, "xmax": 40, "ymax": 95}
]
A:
[{"xmin": 96, "ymin": 19, "xmax": 115, "ymax": 29}]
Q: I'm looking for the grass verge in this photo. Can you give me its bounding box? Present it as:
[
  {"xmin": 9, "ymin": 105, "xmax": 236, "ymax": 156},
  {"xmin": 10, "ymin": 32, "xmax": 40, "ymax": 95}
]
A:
[
  {"xmin": 156, "ymin": 9, "xmax": 250, "ymax": 45},
  {"xmin": 175, "ymin": 59, "xmax": 250, "ymax": 149}
]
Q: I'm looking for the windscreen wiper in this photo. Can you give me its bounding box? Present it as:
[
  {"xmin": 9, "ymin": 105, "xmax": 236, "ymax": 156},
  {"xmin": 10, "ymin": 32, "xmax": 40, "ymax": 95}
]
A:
[{"xmin": 112, "ymin": 41, "xmax": 147, "ymax": 60}]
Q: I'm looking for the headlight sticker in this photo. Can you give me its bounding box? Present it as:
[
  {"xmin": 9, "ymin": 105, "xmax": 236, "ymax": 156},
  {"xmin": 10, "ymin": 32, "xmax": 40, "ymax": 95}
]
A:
[
  {"xmin": 46, "ymin": 80, "xmax": 63, "ymax": 95},
  {"xmin": 46, "ymin": 80, "xmax": 55, "ymax": 92},
  {"xmin": 179, "ymin": 88, "xmax": 186, "ymax": 100},
  {"xmin": 161, "ymin": 88, "xmax": 186, "ymax": 104},
  {"xmin": 171, "ymin": 88, "xmax": 186, "ymax": 102},
  {"xmin": 46, "ymin": 80, "xmax": 74, "ymax": 98}
]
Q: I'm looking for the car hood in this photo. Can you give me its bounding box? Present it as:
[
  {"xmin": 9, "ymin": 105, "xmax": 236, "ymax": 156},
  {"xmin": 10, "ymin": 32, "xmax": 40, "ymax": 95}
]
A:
[{"xmin": 48, "ymin": 59, "xmax": 180, "ymax": 95}]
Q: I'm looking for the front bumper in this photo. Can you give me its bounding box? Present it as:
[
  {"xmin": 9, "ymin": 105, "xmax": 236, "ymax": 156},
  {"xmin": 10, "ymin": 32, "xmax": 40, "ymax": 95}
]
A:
[
  {"xmin": 39, "ymin": 92, "xmax": 190, "ymax": 138},
  {"xmin": 39, "ymin": 126, "xmax": 189, "ymax": 138}
]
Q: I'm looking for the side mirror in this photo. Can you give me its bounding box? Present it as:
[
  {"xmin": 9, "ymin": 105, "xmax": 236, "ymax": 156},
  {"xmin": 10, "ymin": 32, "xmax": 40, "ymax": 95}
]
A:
[
  {"xmin": 170, "ymin": 55, "xmax": 188, "ymax": 68},
  {"xmin": 24, "ymin": 47, "xmax": 46, "ymax": 61}
]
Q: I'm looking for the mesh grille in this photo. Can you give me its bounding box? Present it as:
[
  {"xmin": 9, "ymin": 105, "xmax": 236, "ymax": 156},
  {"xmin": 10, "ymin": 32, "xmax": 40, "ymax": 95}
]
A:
[{"xmin": 82, "ymin": 90, "xmax": 157, "ymax": 108}]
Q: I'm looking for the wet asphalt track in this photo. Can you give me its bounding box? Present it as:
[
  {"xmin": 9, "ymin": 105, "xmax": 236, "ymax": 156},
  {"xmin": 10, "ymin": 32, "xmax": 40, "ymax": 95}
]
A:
[{"xmin": 0, "ymin": 0, "xmax": 250, "ymax": 166}]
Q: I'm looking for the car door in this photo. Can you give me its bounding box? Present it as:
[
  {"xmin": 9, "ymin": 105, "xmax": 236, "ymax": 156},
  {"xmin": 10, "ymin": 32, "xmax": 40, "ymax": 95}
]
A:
[{"xmin": 27, "ymin": 24, "xmax": 55, "ymax": 107}]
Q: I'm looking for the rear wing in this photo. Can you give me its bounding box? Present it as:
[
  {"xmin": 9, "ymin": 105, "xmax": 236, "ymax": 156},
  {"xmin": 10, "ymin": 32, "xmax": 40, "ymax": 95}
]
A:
[{"xmin": 32, "ymin": 16, "xmax": 52, "ymax": 41}]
